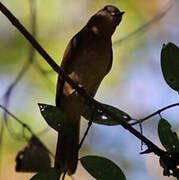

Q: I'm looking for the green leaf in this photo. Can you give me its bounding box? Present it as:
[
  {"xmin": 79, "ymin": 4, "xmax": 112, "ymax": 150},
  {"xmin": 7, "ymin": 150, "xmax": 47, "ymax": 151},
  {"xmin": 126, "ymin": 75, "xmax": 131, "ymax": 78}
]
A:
[
  {"xmin": 158, "ymin": 118, "xmax": 179, "ymax": 152},
  {"xmin": 161, "ymin": 42, "xmax": 179, "ymax": 92},
  {"xmin": 80, "ymin": 155, "xmax": 126, "ymax": 180},
  {"xmin": 82, "ymin": 103, "xmax": 131, "ymax": 126},
  {"xmin": 38, "ymin": 104, "xmax": 73, "ymax": 136},
  {"xmin": 30, "ymin": 168, "xmax": 62, "ymax": 180}
]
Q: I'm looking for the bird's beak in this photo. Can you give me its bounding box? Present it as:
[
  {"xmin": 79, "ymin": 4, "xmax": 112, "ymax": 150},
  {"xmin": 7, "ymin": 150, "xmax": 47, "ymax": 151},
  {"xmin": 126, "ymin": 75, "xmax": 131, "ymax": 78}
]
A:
[
  {"xmin": 116, "ymin": 11, "xmax": 125, "ymax": 17},
  {"xmin": 114, "ymin": 10, "xmax": 125, "ymax": 26},
  {"xmin": 120, "ymin": 11, "xmax": 125, "ymax": 16}
]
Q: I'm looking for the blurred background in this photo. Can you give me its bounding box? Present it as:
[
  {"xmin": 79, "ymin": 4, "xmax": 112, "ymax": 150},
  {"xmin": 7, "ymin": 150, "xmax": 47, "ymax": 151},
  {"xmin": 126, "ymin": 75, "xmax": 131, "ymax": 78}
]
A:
[{"xmin": 0, "ymin": 0, "xmax": 179, "ymax": 179}]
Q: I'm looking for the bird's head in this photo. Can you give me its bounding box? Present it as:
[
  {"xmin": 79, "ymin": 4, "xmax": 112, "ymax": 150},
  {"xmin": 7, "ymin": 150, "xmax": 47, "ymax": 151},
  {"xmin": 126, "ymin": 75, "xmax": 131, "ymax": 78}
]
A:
[{"xmin": 87, "ymin": 5, "xmax": 124, "ymax": 37}]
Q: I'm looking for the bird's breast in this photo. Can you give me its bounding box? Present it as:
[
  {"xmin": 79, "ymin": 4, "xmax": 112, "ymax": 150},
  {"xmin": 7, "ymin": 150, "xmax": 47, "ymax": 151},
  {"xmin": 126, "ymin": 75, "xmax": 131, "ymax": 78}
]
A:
[{"xmin": 69, "ymin": 43, "xmax": 111, "ymax": 96}]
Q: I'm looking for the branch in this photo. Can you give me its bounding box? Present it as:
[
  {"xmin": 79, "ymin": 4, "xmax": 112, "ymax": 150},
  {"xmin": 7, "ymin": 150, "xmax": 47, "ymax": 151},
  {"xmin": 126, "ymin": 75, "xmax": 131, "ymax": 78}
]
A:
[
  {"xmin": 0, "ymin": 104, "xmax": 34, "ymax": 134},
  {"xmin": 0, "ymin": 0, "xmax": 55, "ymax": 161},
  {"xmin": 113, "ymin": 1, "xmax": 173, "ymax": 46},
  {"xmin": 3, "ymin": 0, "xmax": 36, "ymax": 104},
  {"xmin": 78, "ymin": 113, "xmax": 94, "ymax": 150},
  {"xmin": 1, "ymin": 2, "xmax": 179, "ymax": 178},
  {"xmin": 3, "ymin": 0, "xmax": 37, "ymax": 135},
  {"xmin": 0, "ymin": 104, "xmax": 55, "ymax": 158},
  {"xmin": 32, "ymin": 61, "xmax": 55, "ymax": 92},
  {"xmin": 131, "ymin": 103, "xmax": 179, "ymax": 125},
  {"xmin": 0, "ymin": 2, "xmax": 165, "ymax": 157}
]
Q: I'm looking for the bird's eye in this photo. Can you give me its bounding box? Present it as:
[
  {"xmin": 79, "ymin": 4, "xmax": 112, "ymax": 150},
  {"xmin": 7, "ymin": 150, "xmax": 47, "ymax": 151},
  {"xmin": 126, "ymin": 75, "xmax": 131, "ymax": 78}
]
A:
[{"xmin": 103, "ymin": 6, "xmax": 108, "ymax": 11}]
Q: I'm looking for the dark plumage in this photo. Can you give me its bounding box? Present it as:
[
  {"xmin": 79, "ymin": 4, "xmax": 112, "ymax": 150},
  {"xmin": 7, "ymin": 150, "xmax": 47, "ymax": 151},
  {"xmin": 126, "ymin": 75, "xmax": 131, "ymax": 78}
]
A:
[{"xmin": 55, "ymin": 5, "xmax": 124, "ymax": 175}]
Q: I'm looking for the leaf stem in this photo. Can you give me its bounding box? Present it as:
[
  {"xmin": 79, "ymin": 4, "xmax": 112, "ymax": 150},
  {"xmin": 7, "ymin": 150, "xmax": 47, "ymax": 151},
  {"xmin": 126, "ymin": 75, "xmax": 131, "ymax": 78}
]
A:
[{"xmin": 131, "ymin": 103, "xmax": 179, "ymax": 125}]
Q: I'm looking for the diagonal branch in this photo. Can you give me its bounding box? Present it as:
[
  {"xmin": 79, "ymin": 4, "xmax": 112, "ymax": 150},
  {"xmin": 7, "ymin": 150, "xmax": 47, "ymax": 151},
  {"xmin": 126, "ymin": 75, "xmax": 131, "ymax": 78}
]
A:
[{"xmin": 0, "ymin": 2, "xmax": 165, "ymax": 157}]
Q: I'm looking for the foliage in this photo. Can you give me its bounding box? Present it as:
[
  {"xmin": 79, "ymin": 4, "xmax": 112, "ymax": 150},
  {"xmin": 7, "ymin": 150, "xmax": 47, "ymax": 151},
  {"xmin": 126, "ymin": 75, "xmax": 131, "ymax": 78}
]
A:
[
  {"xmin": 158, "ymin": 118, "xmax": 179, "ymax": 153},
  {"xmin": 0, "ymin": 1, "xmax": 179, "ymax": 180},
  {"xmin": 80, "ymin": 155, "xmax": 126, "ymax": 180},
  {"xmin": 30, "ymin": 168, "xmax": 62, "ymax": 180},
  {"xmin": 82, "ymin": 103, "xmax": 131, "ymax": 126},
  {"xmin": 161, "ymin": 42, "xmax": 179, "ymax": 92},
  {"xmin": 38, "ymin": 103, "xmax": 73, "ymax": 136}
]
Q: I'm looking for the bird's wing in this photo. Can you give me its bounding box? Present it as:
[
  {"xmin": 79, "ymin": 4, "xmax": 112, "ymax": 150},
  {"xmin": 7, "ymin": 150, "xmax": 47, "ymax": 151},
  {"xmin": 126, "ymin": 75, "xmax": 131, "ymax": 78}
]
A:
[{"xmin": 56, "ymin": 32, "xmax": 82, "ymax": 106}]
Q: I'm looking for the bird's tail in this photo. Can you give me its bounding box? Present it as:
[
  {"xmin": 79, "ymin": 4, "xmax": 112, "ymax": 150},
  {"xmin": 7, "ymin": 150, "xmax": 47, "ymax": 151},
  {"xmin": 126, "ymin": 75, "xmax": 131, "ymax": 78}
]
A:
[{"xmin": 55, "ymin": 118, "xmax": 80, "ymax": 175}]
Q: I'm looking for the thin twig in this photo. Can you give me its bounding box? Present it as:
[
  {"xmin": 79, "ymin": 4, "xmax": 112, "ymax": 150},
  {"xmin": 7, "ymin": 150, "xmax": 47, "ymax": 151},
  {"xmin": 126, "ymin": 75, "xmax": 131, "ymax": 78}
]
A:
[
  {"xmin": 131, "ymin": 103, "xmax": 179, "ymax": 125},
  {"xmin": 1, "ymin": 2, "xmax": 179, "ymax": 178},
  {"xmin": 0, "ymin": 104, "xmax": 34, "ymax": 134},
  {"xmin": 78, "ymin": 121, "xmax": 93, "ymax": 150},
  {"xmin": 32, "ymin": 61, "xmax": 55, "ymax": 92},
  {"xmin": 3, "ymin": 0, "xmax": 36, "ymax": 110},
  {"xmin": 78, "ymin": 112, "xmax": 94, "ymax": 150},
  {"xmin": 62, "ymin": 171, "xmax": 67, "ymax": 180},
  {"xmin": 0, "ymin": 104, "xmax": 55, "ymax": 159},
  {"xmin": 33, "ymin": 60, "xmax": 54, "ymax": 75},
  {"xmin": 113, "ymin": 1, "xmax": 173, "ymax": 46},
  {"xmin": 0, "ymin": 2, "xmax": 165, "ymax": 157},
  {"xmin": 3, "ymin": 0, "xmax": 37, "ymax": 139}
]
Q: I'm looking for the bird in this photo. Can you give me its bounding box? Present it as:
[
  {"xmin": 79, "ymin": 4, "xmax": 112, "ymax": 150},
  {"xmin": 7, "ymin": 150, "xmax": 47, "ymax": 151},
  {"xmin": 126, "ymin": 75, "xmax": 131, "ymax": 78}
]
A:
[{"xmin": 55, "ymin": 5, "xmax": 124, "ymax": 175}]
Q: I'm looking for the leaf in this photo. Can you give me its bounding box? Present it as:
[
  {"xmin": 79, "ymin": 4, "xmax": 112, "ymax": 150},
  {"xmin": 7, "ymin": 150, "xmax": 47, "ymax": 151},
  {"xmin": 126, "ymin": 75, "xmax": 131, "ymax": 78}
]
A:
[
  {"xmin": 16, "ymin": 136, "xmax": 51, "ymax": 172},
  {"xmin": 38, "ymin": 103, "xmax": 73, "ymax": 136},
  {"xmin": 158, "ymin": 118, "xmax": 179, "ymax": 152},
  {"xmin": 161, "ymin": 42, "xmax": 179, "ymax": 92},
  {"xmin": 30, "ymin": 168, "xmax": 62, "ymax": 180},
  {"xmin": 82, "ymin": 103, "xmax": 131, "ymax": 126},
  {"xmin": 80, "ymin": 155, "xmax": 126, "ymax": 180}
]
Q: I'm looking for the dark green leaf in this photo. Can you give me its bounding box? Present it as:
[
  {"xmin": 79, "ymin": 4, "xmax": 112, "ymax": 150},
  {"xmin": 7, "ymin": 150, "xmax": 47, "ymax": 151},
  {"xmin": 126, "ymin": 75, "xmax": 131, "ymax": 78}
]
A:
[
  {"xmin": 30, "ymin": 168, "xmax": 62, "ymax": 180},
  {"xmin": 161, "ymin": 42, "xmax": 179, "ymax": 92},
  {"xmin": 82, "ymin": 103, "xmax": 131, "ymax": 126},
  {"xmin": 158, "ymin": 118, "xmax": 179, "ymax": 152},
  {"xmin": 38, "ymin": 104, "xmax": 73, "ymax": 136},
  {"xmin": 80, "ymin": 155, "xmax": 126, "ymax": 180}
]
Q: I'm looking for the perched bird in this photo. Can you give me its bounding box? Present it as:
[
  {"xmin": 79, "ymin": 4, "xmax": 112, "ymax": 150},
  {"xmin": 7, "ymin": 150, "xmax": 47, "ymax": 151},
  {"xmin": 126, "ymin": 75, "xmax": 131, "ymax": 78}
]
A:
[{"xmin": 55, "ymin": 5, "xmax": 124, "ymax": 175}]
